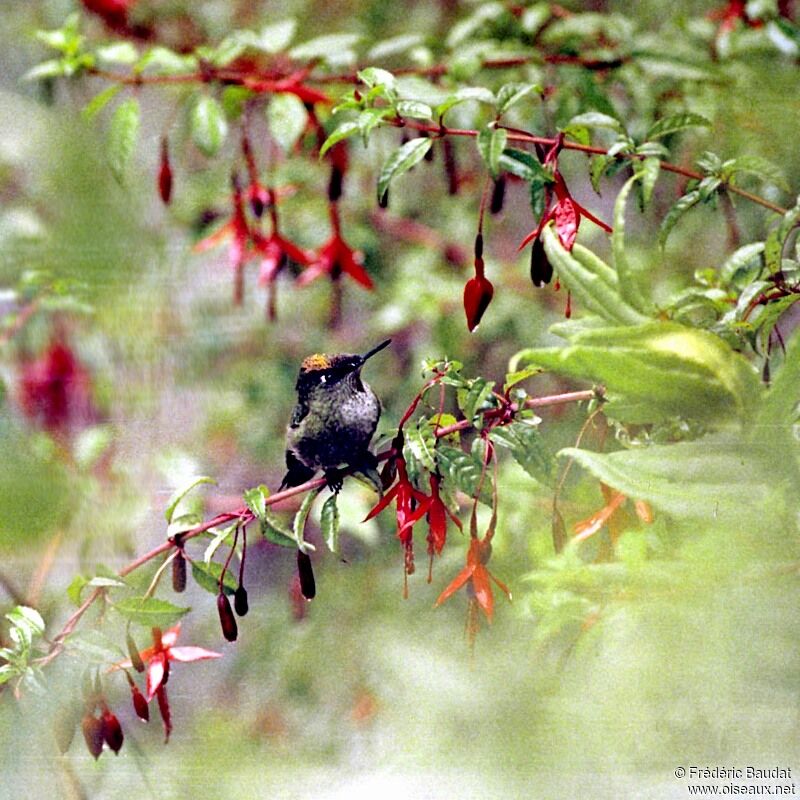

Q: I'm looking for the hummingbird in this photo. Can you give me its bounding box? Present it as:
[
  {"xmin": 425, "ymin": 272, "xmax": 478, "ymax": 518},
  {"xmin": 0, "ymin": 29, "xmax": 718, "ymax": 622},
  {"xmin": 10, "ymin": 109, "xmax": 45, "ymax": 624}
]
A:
[{"xmin": 280, "ymin": 339, "xmax": 392, "ymax": 491}]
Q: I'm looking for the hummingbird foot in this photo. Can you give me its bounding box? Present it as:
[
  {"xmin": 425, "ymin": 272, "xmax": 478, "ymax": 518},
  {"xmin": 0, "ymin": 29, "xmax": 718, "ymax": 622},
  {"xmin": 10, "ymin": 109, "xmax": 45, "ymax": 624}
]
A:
[{"xmin": 324, "ymin": 467, "xmax": 345, "ymax": 494}]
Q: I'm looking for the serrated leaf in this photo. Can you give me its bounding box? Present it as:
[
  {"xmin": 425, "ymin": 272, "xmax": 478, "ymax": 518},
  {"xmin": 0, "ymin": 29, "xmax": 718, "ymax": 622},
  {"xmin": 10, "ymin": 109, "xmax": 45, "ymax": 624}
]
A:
[
  {"xmin": 513, "ymin": 321, "xmax": 762, "ymax": 425},
  {"xmin": 723, "ymin": 155, "xmax": 789, "ymax": 192},
  {"xmin": 320, "ymin": 495, "xmax": 340, "ymax": 552},
  {"xmin": 498, "ymin": 148, "xmax": 550, "ymax": 182},
  {"xmin": 293, "ymin": 488, "xmax": 321, "ymax": 553},
  {"xmin": 267, "ymin": 93, "xmax": 308, "ymax": 152},
  {"xmin": 436, "ymin": 86, "xmax": 495, "ymax": 117},
  {"xmin": 490, "ymin": 422, "xmax": 554, "ymax": 485},
  {"xmin": 191, "ymin": 561, "xmax": 237, "ymax": 596},
  {"xmin": 611, "ymin": 175, "xmax": 653, "ymax": 314},
  {"xmin": 541, "ymin": 226, "xmax": 650, "ymax": 326},
  {"xmin": 720, "ymin": 242, "xmax": 765, "ymax": 285},
  {"xmin": 376, "ymin": 138, "xmax": 431, "ymax": 204},
  {"xmin": 496, "ymin": 82, "xmax": 538, "ymax": 116},
  {"xmin": 645, "ymin": 112, "xmax": 711, "ymax": 141},
  {"xmin": 636, "ymin": 156, "xmax": 660, "ymax": 208},
  {"xmin": 658, "ymin": 189, "xmax": 701, "ymax": 248},
  {"xmin": 320, "ymin": 120, "xmax": 360, "ymax": 157},
  {"xmin": 190, "ymin": 95, "xmax": 228, "ymax": 157},
  {"xmin": 6, "ymin": 606, "xmax": 45, "ymax": 638},
  {"xmin": 204, "ymin": 524, "xmax": 236, "ymax": 563},
  {"xmin": 164, "ymin": 476, "xmax": 216, "ymax": 523},
  {"xmin": 566, "ymin": 112, "xmax": 623, "ymax": 133},
  {"xmin": 436, "ymin": 445, "xmax": 492, "ymax": 505},
  {"xmin": 503, "ymin": 366, "xmax": 541, "ymax": 392},
  {"xmin": 476, "ymin": 127, "xmax": 508, "ymax": 179},
  {"xmin": 357, "ymin": 67, "xmax": 396, "ymax": 92},
  {"xmin": 395, "ymin": 100, "xmax": 433, "ymax": 120},
  {"xmin": 82, "ymin": 84, "xmax": 122, "ymax": 121},
  {"xmin": 290, "ymin": 33, "xmax": 361, "ymax": 61},
  {"xmin": 461, "ymin": 378, "xmax": 496, "ymax": 425},
  {"xmin": 107, "ymin": 98, "xmax": 140, "ymax": 183},
  {"xmin": 404, "ymin": 420, "xmax": 437, "ymax": 473},
  {"xmin": 113, "ymin": 597, "xmax": 190, "ymax": 628}
]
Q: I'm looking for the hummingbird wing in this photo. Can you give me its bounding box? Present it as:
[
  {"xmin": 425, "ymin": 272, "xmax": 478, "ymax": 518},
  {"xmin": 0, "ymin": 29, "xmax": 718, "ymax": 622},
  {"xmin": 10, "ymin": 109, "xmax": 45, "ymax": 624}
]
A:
[
  {"xmin": 289, "ymin": 400, "xmax": 309, "ymax": 428},
  {"xmin": 279, "ymin": 449, "xmax": 317, "ymax": 490}
]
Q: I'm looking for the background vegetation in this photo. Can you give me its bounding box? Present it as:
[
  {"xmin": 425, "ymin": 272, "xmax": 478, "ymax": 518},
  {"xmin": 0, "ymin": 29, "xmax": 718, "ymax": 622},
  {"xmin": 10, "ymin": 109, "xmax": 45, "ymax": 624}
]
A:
[{"xmin": 0, "ymin": 1, "xmax": 799, "ymax": 798}]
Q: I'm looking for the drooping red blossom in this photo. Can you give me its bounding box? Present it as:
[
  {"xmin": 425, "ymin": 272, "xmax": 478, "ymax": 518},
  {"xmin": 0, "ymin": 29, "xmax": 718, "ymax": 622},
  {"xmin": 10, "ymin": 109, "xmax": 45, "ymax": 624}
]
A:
[
  {"xmin": 217, "ymin": 592, "xmax": 238, "ymax": 641},
  {"xmin": 19, "ymin": 340, "xmax": 94, "ymax": 433},
  {"xmin": 365, "ymin": 456, "xmax": 432, "ymax": 592},
  {"xmin": 81, "ymin": 0, "xmax": 133, "ymax": 28},
  {"xmin": 519, "ymin": 171, "xmax": 612, "ymax": 254},
  {"xmin": 435, "ymin": 536, "xmax": 511, "ymax": 622},
  {"xmin": 252, "ymin": 230, "xmax": 313, "ymax": 285},
  {"xmin": 426, "ymin": 474, "xmax": 462, "ymax": 559},
  {"xmin": 158, "ymin": 137, "xmax": 173, "ymax": 205},
  {"xmin": 100, "ymin": 707, "xmax": 124, "ymax": 754},
  {"xmin": 155, "ymin": 684, "xmax": 172, "ymax": 742},
  {"xmin": 710, "ymin": 0, "xmax": 764, "ymax": 33},
  {"xmin": 464, "ymin": 232, "xmax": 494, "ymax": 331},
  {"xmin": 111, "ymin": 624, "xmax": 221, "ymax": 702},
  {"xmin": 573, "ymin": 484, "xmax": 654, "ymax": 545}
]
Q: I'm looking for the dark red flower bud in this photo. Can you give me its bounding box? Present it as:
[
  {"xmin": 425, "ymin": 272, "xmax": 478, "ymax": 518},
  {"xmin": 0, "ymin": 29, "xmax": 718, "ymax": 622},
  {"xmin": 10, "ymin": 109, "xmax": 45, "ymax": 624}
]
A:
[
  {"xmin": 234, "ymin": 584, "xmax": 249, "ymax": 617},
  {"xmin": 172, "ymin": 550, "xmax": 187, "ymax": 593},
  {"xmin": 130, "ymin": 683, "xmax": 149, "ymax": 722},
  {"xmin": 443, "ymin": 138, "xmax": 459, "ymax": 195},
  {"xmin": 81, "ymin": 713, "xmax": 104, "ymax": 760},
  {"xmin": 217, "ymin": 592, "xmax": 238, "ymax": 642},
  {"xmin": 529, "ymin": 237, "xmax": 553, "ymax": 287},
  {"xmin": 101, "ymin": 709, "xmax": 124, "ymax": 754},
  {"xmin": 463, "ymin": 275, "xmax": 494, "ymax": 332},
  {"xmin": 158, "ymin": 137, "xmax": 172, "ymax": 205},
  {"xmin": 378, "ymin": 187, "xmax": 389, "ymax": 209},
  {"xmin": 126, "ymin": 631, "xmax": 145, "ymax": 673},
  {"xmin": 474, "ymin": 232, "xmax": 484, "ymax": 260},
  {"xmin": 156, "ymin": 685, "xmax": 172, "ymax": 743},
  {"xmin": 297, "ymin": 550, "xmax": 316, "ymax": 600},
  {"xmin": 490, "ymin": 176, "xmax": 506, "ymax": 215},
  {"xmin": 328, "ymin": 166, "xmax": 344, "ymax": 202}
]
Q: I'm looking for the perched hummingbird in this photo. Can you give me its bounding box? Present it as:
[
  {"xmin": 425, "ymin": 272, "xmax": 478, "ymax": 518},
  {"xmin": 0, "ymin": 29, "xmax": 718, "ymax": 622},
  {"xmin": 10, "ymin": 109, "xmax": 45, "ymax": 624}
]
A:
[{"xmin": 280, "ymin": 339, "xmax": 392, "ymax": 491}]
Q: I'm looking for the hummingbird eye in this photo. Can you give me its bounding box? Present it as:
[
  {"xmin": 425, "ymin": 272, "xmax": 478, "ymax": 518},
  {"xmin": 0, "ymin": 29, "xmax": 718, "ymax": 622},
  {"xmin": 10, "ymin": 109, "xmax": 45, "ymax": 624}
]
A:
[{"xmin": 318, "ymin": 374, "xmax": 327, "ymax": 384}]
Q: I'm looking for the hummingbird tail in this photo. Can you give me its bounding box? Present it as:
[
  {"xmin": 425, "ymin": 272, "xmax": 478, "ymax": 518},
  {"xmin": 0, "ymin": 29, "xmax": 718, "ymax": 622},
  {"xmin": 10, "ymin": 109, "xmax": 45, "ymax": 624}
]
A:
[{"xmin": 279, "ymin": 450, "xmax": 317, "ymax": 491}]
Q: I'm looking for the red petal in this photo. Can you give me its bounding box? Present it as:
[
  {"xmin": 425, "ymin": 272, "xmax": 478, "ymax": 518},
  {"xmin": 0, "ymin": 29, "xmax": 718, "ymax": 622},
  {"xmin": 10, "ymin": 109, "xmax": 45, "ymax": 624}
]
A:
[
  {"xmin": 296, "ymin": 261, "xmax": 329, "ymax": 286},
  {"xmin": 167, "ymin": 646, "xmax": 223, "ymax": 663},
  {"xmin": 575, "ymin": 202, "xmax": 612, "ymax": 234},
  {"xmin": 340, "ymin": 249, "xmax": 374, "ymax": 289},
  {"xmin": 434, "ymin": 564, "xmax": 474, "ymax": 607},
  {"xmin": 427, "ymin": 499, "xmax": 448, "ymax": 554},
  {"xmin": 145, "ymin": 653, "xmax": 166, "ymax": 701},
  {"xmin": 193, "ymin": 222, "xmax": 233, "ymax": 253},
  {"xmin": 161, "ymin": 625, "xmax": 181, "ymax": 648},
  {"xmin": 276, "ymin": 235, "xmax": 313, "ymax": 265},
  {"xmin": 155, "ymin": 685, "xmax": 172, "ymax": 743},
  {"xmin": 363, "ymin": 483, "xmax": 399, "ymax": 521},
  {"xmin": 471, "ymin": 564, "xmax": 494, "ymax": 621},
  {"xmin": 554, "ymin": 197, "xmax": 579, "ymax": 250}
]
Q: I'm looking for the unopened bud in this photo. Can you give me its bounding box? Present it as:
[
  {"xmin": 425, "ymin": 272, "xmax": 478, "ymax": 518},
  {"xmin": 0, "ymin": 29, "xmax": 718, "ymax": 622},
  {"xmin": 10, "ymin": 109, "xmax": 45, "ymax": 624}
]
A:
[
  {"xmin": 234, "ymin": 584, "xmax": 249, "ymax": 617},
  {"xmin": 217, "ymin": 592, "xmax": 238, "ymax": 642},
  {"xmin": 297, "ymin": 550, "xmax": 316, "ymax": 600},
  {"xmin": 101, "ymin": 709, "xmax": 124, "ymax": 755},
  {"xmin": 172, "ymin": 550, "xmax": 187, "ymax": 593},
  {"xmin": 81, "ymin": 713, "xmax": 104, "ymax": 760},
  {"xmin": 490, "ymin": 176, "xmax": 506, "ymax": 215}
]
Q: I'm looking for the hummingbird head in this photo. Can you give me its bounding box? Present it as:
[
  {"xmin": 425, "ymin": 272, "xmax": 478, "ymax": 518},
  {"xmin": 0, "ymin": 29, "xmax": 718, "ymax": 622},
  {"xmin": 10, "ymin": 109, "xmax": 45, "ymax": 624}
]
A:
[{"xmin": 296, "ymin": 339, "xmax": 391, "ymax": 396}]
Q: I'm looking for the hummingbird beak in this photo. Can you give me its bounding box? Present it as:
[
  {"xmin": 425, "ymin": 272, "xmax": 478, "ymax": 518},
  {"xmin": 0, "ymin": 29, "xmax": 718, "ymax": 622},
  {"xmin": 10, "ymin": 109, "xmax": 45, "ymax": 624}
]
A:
[{"xmin": 356, "ymin": 339, "xmax": 392, "ymax": 368}]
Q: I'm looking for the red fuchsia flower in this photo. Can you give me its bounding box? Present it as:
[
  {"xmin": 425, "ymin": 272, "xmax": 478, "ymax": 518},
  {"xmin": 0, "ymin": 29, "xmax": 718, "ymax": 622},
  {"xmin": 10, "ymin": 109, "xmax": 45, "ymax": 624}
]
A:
[
  {"xmin": 464, "ymin": 232, "xmax": 494, "ymax": 332},
  {"xmin": 19, "ymin": 339, "xmax": 94, "ymax": 433},
  {"xmin": 435, "ymin": 535, "xmax": 511, "ymax": 623},
  {"xmin": 519, "ymin": 171, "xmax": 612, "ymax": 254},
  {"xmin": 297, "ymin": 203, "xmax": 373, "ymax": 289},
  {"xmin": 710, "ymin": 1, "xmax": 763, "ymax": 34},
  {"xmin": 573, "ymin": 483, "xmax": 654, "ymax": 545},
  {"xmin": 112, "ymin": 624, "xmax": 221, "ymax": 702},
  {"xmin": 364, "ymin": 456, "xmax": 431, "ymax": 592},
  {"xmin": 252, "ymin": 230, "xmax": 313, "ymax": 286},
  {"xmin": 158, "ymin": 136, "xmax": 173, "ymax": 205},
  {"xmin": 426, "ymin": 474, "xmax": 462, "ymax": 560}
]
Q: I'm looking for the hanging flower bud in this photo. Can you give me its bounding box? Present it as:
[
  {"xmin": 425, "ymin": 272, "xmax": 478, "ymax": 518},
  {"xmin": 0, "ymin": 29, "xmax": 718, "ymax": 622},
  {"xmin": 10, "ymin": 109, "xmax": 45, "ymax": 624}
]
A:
[
  {"xmin": 81, "ymin": 713, "xmax": 104, "ymax": 760},
  {"xmin": 328, "ymin": 165, "xmax": 344, "ymax": 202},
  {"xmin": 529, "ymin": 237, "xmax": 553, "ymax": 287},
  {"xmin": 101, "ymin": 708, "xmax": 124, "ymax": 755},
  {"xmin": 172, "ymin": 550, "xmax": 187, "ymax": 593},
  {"xmin": 156, "ymin": 685, "xmax": 172, "ymax": 743},
  {"xmin": 234, "ymin": 584, "xmax": 249, "ymax": 617},
  {"xmin": 378, "ymin": 188, "xmax": 389, "ymax": 209},
  {"xmin": 297, "ymin": 550, "xmax": 316, "ymax": 600},
  {"xmin": 217, "ymin": 592, "xmax": 238, "ymax": 642},
  {"xmin": 327, "ymin": 141, "xmax": 349, "ymax": 202},
  {"xmin": 489, "ymin": 176, "xmax": 506, "ymax": 215},
  {"xmin": 126, "ymin": 631, "xmax": 145, "ymax": 673},
  {"xmin": 443, "ymin": 138, "xmax": 459, "ymax": 195},
  {"xmin": 464, "ymin": 275, "xmax": 494, "ymax": 332},
  {"xmin": 130, "ymin": 682, "xmax": 149, "ymax": 722},
  {"xmin": 158, "ymin": 136, "xmax": 173, "ymax": 205}
]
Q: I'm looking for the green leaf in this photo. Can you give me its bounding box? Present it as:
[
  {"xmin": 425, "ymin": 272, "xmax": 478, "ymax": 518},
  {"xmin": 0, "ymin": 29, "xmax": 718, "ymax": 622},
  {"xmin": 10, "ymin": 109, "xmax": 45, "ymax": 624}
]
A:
[
  {"xmin": 476, "ymin": 126, "xmax": 508, "ymax": 179},
  {"xmin": 6, "ymin": 606, "xmax": 45, "ymax": 638},
  {"xmin": 290, "ymin": 33, "xmax": 361, "ymax": 62},
  {"xmin": 190, "ymin": 95, "xmax": 228, "ymax": 157},
  {"xmin": 395, "ymin": 100, "xmax": 433, "ymax": 120},
  {"xmin": 251, "ymin": 19, "xmax": 297, "ymax": 53},
  {"xmin": 490, "ymin": 422, "xmax": 554, "ymax": 486},
  {"xmin": 495, "ymin": 82, "xmax": 539, "ymax": 116},
  {"xmin": 66, "ymin": 575, "xmax": 88, "ymax": 606},
  {"xmin": 404, "ymin": 420, "xmax": 437, "ymax": 473},
  {"xmin": 136, "ymin": 46, "xmax": 196, "ymax": 75},
  {"xmin": 635, "ymin": 156, "xmax": 660, "ymax": 209},
  {"xmin": 24, "ymin": 59, "xmax": 67, "ymax": 81},
  {"xmin": 191, "ymin": 560, "xmax": 237, "ymax": 596},
  {"xmin": 320, "ymin": 495, "xmax": 340, "ymax": 552},
  {"xmin": 503, "ymin": 366, "xmax": 541, "ymax": 392},
  {"xmin": 722, "ymin": 155, "xmax": 789, "ymax": 192},
  {"xmin": 293, "ymin": 488, "xmax": 320, "ymax": 553},
  {"xmin": 357, "ymin": 67, "xmax": 396, "ymax": 93},
  {"xmin": 764, "ymin": 198, "xmax": 800, "ymax": 273},
  {"xmin": 203, "ymin": 524, "xmax": 235, "ymax": 563},
  {"xmin": 645, "ymin": 112, "xmax": 711, "ymax": 140},
  {"xmin": 320, "ymin": 120, "xmax": 360, "ymax": 157},
  {"xmin": 756, "ymin": 327, "xmax": 800, "ymax": 434},
  {"xmin": 267, "ymin": 93, "xmax": 309, "ymax": 152},
  {"xmin": 107, "ymin": 98, "xmax": 140, "ymax": 184},
  {"xmin": 96, "ymin": 42, "xmax": 138, "ymax": 66},
  {"xmin": 113, "ymin": 597, "xmax": 190, "ymax": 628},
  {"xmin": 611, "ymin": 175, "xmax": 653, "ymax": 314},
  {"xmin": 540, "ymin": 226, "xmax": 650, "ymax": 326},
  {"xmin": 561, "ymin": 434, "xmax": 776, "ymax": 526},
  {"xmin": 566, "ymin": 111, "xmax": 623, "ymax": 133},
  {"xmin": 436, "ymin": 445, "xmax": 492, "ymax": 506},
  {"xmin": 164, "ymin": 476, "xmax": 216, "ymax": 523},
  {"xmin": 719, "ymin": 242, "xmax": 765, "ymax": 285},
  {"xmin": 658, "ymin": 189, "xmax": 701, "ymax": 248},
  {"xmin": 376, "ymin": 138, "xmax": 432, "ymax": 204},
  {"xmin": 435, "ymin": 86, "xmax": 495, "ymax": 117},
  {"xmin": 82, "ymin": 85, "xmax": 123, "ymax": 121},
  {"xmin": 368, "ymin": 34, "xmax": 424, "ymax": 60},
  {"xmin": 497, "ymin": 148, "xmax": 550, "ymax": 182},
  {"xmin": 460, "ymin": 377, "xmax": 496, "ymax": 426},
  {"xmin": 513, "ymin": 321, "xmax": 762, "ymax": 424}
]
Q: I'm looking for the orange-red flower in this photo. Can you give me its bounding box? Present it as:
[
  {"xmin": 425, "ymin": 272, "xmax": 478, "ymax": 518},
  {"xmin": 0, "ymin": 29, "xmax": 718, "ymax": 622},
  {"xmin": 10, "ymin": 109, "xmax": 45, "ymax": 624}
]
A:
[{"xmin": 573, "ymin": 483, "xmax": 654, "ymax": 544}]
